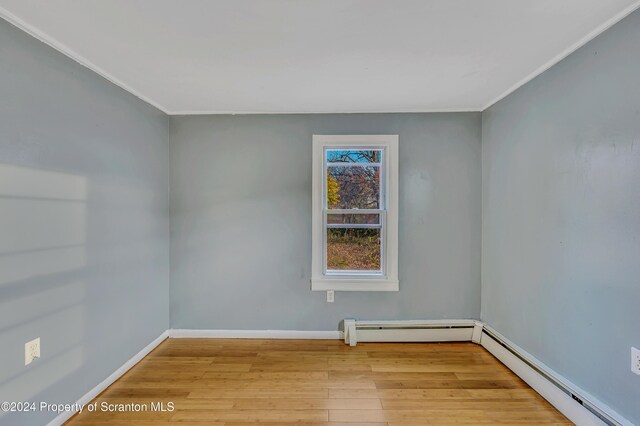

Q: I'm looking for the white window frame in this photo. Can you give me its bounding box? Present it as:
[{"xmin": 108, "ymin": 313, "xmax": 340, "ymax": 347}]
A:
[{"xmin": 311, "ymin": 135, "xmax": 399, "ymax": 292}]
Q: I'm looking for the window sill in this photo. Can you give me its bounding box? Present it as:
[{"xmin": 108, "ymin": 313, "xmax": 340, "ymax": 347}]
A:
[{"xmin": 311, "ymin": 278, "xmax": 399, "ymax": 292}]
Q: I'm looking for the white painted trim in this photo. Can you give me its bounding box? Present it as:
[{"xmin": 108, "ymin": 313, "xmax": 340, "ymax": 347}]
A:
[
  {"xmin": 343, "ymin": 319, "xmax": 357, "ymax": 346},
  {"xmin": 482, "ymin": 1, "xmax": 640, "ymax": 110},
  {"xmin": 471, "ymin": 320, "xmax": 483, "ymax": 344},
  {"xmin": 356, "ymin": 327, "xmax": 473, "ymax": 344},
  {"xmin": 480, "ymin": 325, "xmax": 632, "ymax": 426},
  {"xmin": 0, "ymin": 7, "xmax": 170, "ymax": 115},
  {"xmin": 311, "ymin": 135, "xmax": 399, "ymax": 292},
  {"xmin": 169, "ymin": 329, "xmax": 341, "ymax": 339},
  {"xmin": 168, "ymin": 108, "xmax": 481, "ymax": 115},
  {"xmin": 311, "ymin": 279, "xmax": 398, "ymax": 292},
  {"xmin": 46, "ymin": 331, "xmax": 169, "ymax": 426},
  {"xmin": 355, "ymin": 319, "xmax": 477, "ymax": 327},
  {"xmin": 344, "ymin": 319, "xmax": 478, "ymax": 346}
]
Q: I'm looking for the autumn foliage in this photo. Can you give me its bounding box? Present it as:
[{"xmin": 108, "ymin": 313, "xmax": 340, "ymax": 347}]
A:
[{"xmin": 327, "ymin": 174, "xmax": 340, "ymax": 206}]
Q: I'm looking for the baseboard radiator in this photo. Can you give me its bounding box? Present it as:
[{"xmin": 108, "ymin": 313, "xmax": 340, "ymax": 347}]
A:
[
  {"xmin": 343, "ymin": 319, "xmax": 626, "ymax": 426},
  {"xmin": 342, "ymin": 319, "xmax": 483, "ymax": 346},
  {"xmin": 480, "ymin": 326, "xmax": 622, "ymax": 426}
]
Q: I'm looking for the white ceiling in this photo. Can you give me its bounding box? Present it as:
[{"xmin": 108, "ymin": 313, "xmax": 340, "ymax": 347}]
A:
[{"xmin": 1, "ymin": 0, "xmax": 638, "ymax": 114}]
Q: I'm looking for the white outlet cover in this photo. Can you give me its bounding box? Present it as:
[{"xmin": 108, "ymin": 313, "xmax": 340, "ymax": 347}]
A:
[
  {"xmin": 632, "ymin": 347, "xmax": 640, "ymax": 375},
  {"xmin": 327, "ymin": 290, "xmax": 335, "ymax": 303},
  {"xmin": 25, "ymin": 337, "xmax": 40, "ymax": 366}
]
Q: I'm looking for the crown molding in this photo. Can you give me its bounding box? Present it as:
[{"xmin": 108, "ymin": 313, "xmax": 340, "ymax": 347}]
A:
[{"xmin": 166, "ymin": 107, "xmax": 482, "ymax": 115}]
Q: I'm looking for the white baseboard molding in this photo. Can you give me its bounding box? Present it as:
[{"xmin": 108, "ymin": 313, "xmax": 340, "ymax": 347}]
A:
[
  {"xmin": 169, "ymin": 329, "xmax": 342, "ymax": 340},
  {"xmin": 47, "ymin": 330, "xmax": 169, "ymax": 426},
  {"xmin": 480, "ymin": 325, "xmax": 630, "ymax": 426}
]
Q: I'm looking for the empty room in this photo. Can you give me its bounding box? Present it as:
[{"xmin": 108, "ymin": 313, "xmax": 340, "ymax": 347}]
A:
[{"xmin": 1, "ymin": 1, "xmax": 639, "ymax": 425}]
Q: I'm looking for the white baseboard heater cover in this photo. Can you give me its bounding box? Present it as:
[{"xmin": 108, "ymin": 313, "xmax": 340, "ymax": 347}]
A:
[
  {"xmin": 480, "ymin": 326, "xmax": 626, "ymax": 426},
  {"xmin": 343, "ymin": 319, "xmax": 483, "ymax": 346}
]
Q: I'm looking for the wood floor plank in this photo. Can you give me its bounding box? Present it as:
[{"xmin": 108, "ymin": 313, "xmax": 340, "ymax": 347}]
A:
[
  {"xmin": 373, "ymin": 379, "xmax": 526, "ymax": 390},
  {"xmin": 170, "ymin": 409, "xmax": 329, "ymax": 422},
  {"xmin": 231, "ymin": 398, "xmax": 383, "ymax": 409},
  {"xmin": 219, "ymin": 423, "xmax": 387, "ymax": 426},
  {"xmin": 65, "ymin": 339, "xmax": 570, "ymax": 425},
  {"xmin": 329, "ymin": 371, "xmax": 458, "ymax": 381},
  {"xmin": 329, "ymin": 408, "xmax": 492, "ymax": 423},
  {"xmin": 329, "ymin": 389, "xmax": 475, "ymax": 399},
  {"xmin": 381, "ymin": 399, "xmax": 555, "ymax": 410},
  {"xmin": 187, "ymin": 389, "xmax": 330, "ymax": 399}
]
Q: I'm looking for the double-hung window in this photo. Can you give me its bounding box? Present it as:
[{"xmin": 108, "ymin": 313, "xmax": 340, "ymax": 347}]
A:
[{"xmin": 312, "ymin": 135, "xmax": 399, "ymax": 291}]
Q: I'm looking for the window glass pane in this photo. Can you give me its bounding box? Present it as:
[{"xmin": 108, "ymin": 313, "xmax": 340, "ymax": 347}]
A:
[
  {"xmin": 327, "ymin": 214, "xmax": 380, "ymax": 225},
  {"xmin": 327, "ymin": 149, "xmax": 381, "ymax": 163},
  {"xmin": 327, "ymin": 166, "xmax": 380, "ymax": 209},
  {"xmin": 327, "ymin": 228, "xmax": 381, "ymax": 271}
]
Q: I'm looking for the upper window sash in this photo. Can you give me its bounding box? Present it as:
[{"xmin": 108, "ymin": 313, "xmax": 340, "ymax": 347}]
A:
[{"xmin": 323, "ymin": 146, "xmax": 386, "ymax": 211}]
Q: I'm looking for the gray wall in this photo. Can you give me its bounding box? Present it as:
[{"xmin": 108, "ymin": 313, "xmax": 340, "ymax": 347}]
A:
[
  {"xmin": 0, "ymin": 19, "xmax": 169, "ymax": 426},
  {"xmin": 8, "ymin": 4, "xmax": 639, "ymax": 423},
  {"xmin": 482, "ymin": 9, "xmax": 640, "ymax": 424},
  {"xmin": 170, "ymin": 113, "xmax": 481, "ymax": 330}
]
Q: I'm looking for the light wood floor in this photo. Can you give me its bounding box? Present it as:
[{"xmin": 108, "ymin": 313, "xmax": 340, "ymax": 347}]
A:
[{"xmin": 66, "ymin": 339, "xmax": 571, "ymax": 425}]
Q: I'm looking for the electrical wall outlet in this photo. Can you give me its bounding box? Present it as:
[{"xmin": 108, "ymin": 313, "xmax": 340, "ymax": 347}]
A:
[
  {"xmin": 25, "ymin": 338, "xmax": 40, "ymax": 366},
  {"xmin": 327, "ymin": 290, "xmax": 334, "ymax": 303},
  {"xmin": 632, "ymin": 347, "xmax": 640, "ymax": 375}
]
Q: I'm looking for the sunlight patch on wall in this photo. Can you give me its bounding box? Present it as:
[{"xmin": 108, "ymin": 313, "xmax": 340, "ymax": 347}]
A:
[
  {"xmin": 0, "ymin": 164, "xmax": 86, "ymax": 200},
  {"xmin": 0, "ymin": 199, "xmax": 85, "ymax": 254},
  {"xmin": 0, "ymin": 164, "xmax": 87, "ymax": 286},
  {"xmin": 0, "ymin": 281, "xmax": 84, "ymax": 331}
]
